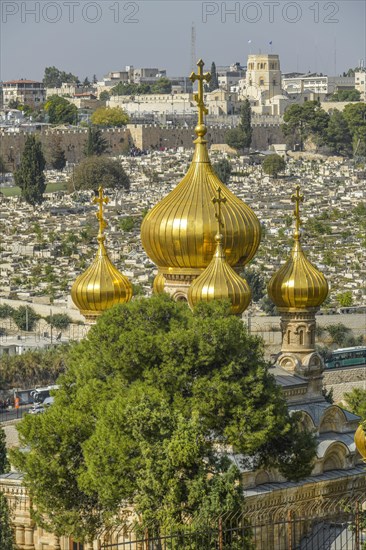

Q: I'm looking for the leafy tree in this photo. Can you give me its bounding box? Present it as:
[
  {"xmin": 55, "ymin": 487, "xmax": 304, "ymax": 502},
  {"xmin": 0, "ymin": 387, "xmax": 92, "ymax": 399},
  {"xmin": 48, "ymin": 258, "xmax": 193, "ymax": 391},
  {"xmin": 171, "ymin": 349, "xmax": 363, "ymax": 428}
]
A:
[
  {"xmin": 69, "ymin": 156, "xmax": 130, "ymax": 192},
  {"xmin": 14, "ymin": 135, "xmax": 46, "ymax": 205},
  {"xmin": 0, "ymin": 492, "xmax": 15, "ymax": 550},
  {"xmin": 212, "ymin": 158, "xmax": 232, "ymax": 184},
  {"xmin": 330, "ymin": 89, "xmax": 361, "ymax": 102},
  {"xmin": 0, "ymin": 426, "xmax": 9, "ymax": 474},
  {"xmin": 83, "ymin": 77, "xmax": 90, "ymax": 88},
  {"xmin": 324, "ymin": 323, "xmax": 363, "ymax": 347},
  {"xmin": 225, "ymin": 99, "xmax": 252, "ymax": 151},
  {"xmin": 46, "ymin": 135, "xmax": 67, "ymax": 170},
  {"xmin": 242, "ymin": 269, "xmax": 266, "ymax": 302},
  {"xmin": 343, "ymin": 103, "xmax": 366, "ymax": 155},
  {"xmin": 209, "ymin": 62, "xmax": 219, "ymax": 91},
  {"xmin": 92, "ymin": 74, "xmax": 98, "ymax": 84},
  {"xmin": 262, "ymin": 154, "xmax": 286, "ymax": 178},
  {"xmin": 99, "ymin": 90, "xmax": 110, "ymax": 101},
  {"xmin": 325, "ymin": 110, "xmax": 353, "ymax": 157},
  {"xmin": 151, "ymin": 77, "xmax": 172, "ymax": 94},
  {"xmin": 0, "ymin": 155, "xmax": 7, "ymax": 175},
  {"xmin": 45, "ymin": 313, "xmax": 72, "ymax": 330},
  {"xmin": 282, "ymin": 101, "xmax": 329, "ymax": 150},
  {"xmin": 83, "ymin": 127, "xmax": 108, "ymax": 157},
  {"xmin": 0, "ymin": 346, "xmax": 69, "ymax": 390},
  {"xmin": 110, "ymin": 82, "xmax": 151, "ymax": 96},
  {"xmin": 44, "ymin": 95, "xmax": 78, "ymax": 125},
  {"xmin": 91, "ymin": 106, "xmax": 129, "ymax": 127},
  {"xmin": 344, "ymin": 388, "xmax": 366, "ymax": 418},
  {"xmin": 260, "ymin": 295, "xmax": 277, "ymax": 316},
  {"xmin": 0, "ymin": 305, "xmax": 15, "ymax": 319},
  {"xmin": 11, "ymin": 296, "xmax": 316, "ymax": 541},
  {"xmin": 43, "ymin": 66, "xmax": 79, "ymax": 88},
  {"xmin": 12, "ymin": 306, "xmax": 40, "ymax": 331},
  {"xmin": 336, "ymin": 290, "xmax": 353, "ymax": 307},
  {"xmin": 225, "ymin": 127, "xmax": 247, "ymax": 151},
  {"xmin": 119, "ymin": 216, "xmax": 136, "ymax": 232},
  {"xmin": 239, "ymin": 99, "xmax": 252, "ymax": 149}
]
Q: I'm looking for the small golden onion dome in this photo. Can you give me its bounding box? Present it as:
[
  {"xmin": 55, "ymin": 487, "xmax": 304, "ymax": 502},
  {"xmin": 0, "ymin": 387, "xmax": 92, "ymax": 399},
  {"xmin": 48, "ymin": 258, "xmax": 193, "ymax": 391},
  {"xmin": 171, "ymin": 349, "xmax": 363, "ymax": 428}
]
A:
[
  {"xmin": 267, "ymin": 186, "xmax": 328, "ymax": 310},
  {"xmin": 355, "ymin": 424, "xmax": 366, "ymax": 459},
  {"xmin": 188, "ymin": 187, "xmax": 251, "ymax": 315},
  {"xmin": 153, "ymin": 271, "xmax": 166, "ymax": 294},
  {"xmin": 71, "ymin": 187, "xmax": 132, "ymax": 320},
  {"xmin": 140, "ymin": 60, "xmax": 261, "ymax": 277}
]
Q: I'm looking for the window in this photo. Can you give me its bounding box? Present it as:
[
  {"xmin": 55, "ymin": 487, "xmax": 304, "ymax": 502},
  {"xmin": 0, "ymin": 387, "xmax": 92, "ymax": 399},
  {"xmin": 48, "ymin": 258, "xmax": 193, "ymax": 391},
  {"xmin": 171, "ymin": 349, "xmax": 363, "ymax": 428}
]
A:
[{"xmin": 299, "ymin": 330, "xmax": 304, "ymax": 345}]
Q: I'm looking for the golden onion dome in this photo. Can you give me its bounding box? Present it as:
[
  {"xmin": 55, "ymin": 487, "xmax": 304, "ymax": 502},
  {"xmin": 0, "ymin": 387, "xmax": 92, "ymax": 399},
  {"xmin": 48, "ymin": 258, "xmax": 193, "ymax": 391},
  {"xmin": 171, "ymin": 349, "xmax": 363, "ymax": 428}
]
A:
[
  {"xmin": 140, "ymin": 60, "xmax": 261, "ymax": 276},
  {"xmin": 71, "ymin": 187, "xmax": 132, "ymax": 321},
  {"xmin": 267, "ymin": 186, "xmax": 328, "ymax": 310},
  {"xmin": 188, "ymin": 232, "xmax": 251, "ymax": 315},
  {"xmin": 153, "ymin": 271, "xmax": 166, "ymax": 294},
  {"xmin": 355, "ymin": 424, "xmax": 366, "ymax": 460},
  {"xmin": 188, "ymin": 188, "xmax": 251, "ymax": 315}
]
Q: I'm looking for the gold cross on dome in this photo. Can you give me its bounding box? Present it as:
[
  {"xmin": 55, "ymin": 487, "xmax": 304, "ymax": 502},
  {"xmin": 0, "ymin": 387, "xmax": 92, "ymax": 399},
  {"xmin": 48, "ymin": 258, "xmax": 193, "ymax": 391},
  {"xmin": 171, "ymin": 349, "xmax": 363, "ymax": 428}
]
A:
[
  {"xmin": 190, "ymin": 59, "xmax": 211, "ymax": 126},
  {"xmin": 93, "ymin": 186, "xmax": 109, "ymax": 236},
  {"xmin": 291, "ymin": 184, "xmax": 304, "ymax": 237},
  {"xmin": 212, "ymin": 187, "xmax": 227, "ymax": 230}
]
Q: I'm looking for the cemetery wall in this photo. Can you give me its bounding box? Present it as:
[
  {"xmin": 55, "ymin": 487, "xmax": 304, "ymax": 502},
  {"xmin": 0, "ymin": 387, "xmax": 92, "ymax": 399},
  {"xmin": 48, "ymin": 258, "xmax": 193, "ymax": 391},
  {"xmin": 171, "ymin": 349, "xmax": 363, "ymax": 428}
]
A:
[{"xmin": 0, "ymin": 124, "xmax": 285, "ymax": 165}]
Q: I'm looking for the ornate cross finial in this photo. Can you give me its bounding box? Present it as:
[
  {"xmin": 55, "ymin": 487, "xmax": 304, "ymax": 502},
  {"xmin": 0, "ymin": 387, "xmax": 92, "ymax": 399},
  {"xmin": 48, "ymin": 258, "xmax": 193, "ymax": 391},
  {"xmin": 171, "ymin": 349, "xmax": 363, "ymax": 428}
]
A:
[
  {"xmin": 190, "ymin": 59, "xmax": 211, "ymax": 127},
  {"xmin": 291, "ymin": 184, "xmax": 304, "ymax": 239},
  {"xmin": 93, "ymin": 186, "xmax": 109, "ymax": 237},
  {"xmin": 212, "ymin": 187, "xmax": 227, "ymax": 232}
]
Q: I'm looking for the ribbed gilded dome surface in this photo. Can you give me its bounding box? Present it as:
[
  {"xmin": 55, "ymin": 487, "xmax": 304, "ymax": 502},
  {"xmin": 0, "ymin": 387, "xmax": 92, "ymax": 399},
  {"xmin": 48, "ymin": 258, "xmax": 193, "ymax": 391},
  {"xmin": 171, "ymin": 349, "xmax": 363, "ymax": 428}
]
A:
[
  {"xmin": 141, "ymin": 143, "xmax": 261, "ymax": 273},
  {"xmin": 267, "ymin": 239, "xmax": 328, "ymax": 309},
  {"xmin": 153, "ymin": 271, "xmax": 166, "ymax": 294},
  {"xmin": 355, "ymin": 424, "xmax": 366, "ymax": 459},
  {"xmin": 140, "ymin": 59, "xmax": 260, "ymax": 276},
  {"xmin": 71, "ymin": 239, "xmax": 132, "ymax": 317},
  {"xmin": 71, "ymin": 186, "xmax": 132, "ymax": 319},
  {"xmin": 267, "ymin": 185, "xmax": 328, "ymax": 310},
  {"xmin": 188, "ymin": 233, "xmax": 251, "ymax": 314}
]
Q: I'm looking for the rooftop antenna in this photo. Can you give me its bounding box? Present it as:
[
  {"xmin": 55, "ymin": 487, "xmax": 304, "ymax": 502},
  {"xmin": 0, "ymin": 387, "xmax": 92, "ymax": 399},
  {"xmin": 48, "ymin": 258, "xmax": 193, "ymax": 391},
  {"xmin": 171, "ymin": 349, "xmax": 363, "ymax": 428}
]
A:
[{"xmin": 190, "ymin": 22, "xmax": 196, "ymax": 73}]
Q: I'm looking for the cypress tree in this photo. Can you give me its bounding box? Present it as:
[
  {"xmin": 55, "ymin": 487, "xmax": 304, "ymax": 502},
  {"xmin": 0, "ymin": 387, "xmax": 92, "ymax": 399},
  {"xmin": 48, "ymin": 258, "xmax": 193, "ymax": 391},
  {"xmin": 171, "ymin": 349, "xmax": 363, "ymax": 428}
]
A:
[
  {"xmin": 83, "ymin": 127, "xmax": 108, "ymax": 157},
  {"xmin": 0, "ymin": 426, "xmax": 9, "ymax": 475},
  {"xmin": 14, "ymin": 135, "xmax": 46, "ymax": 205},
  {"xmin": 0, "ymin": 493, "xmax": 15, "ymax": 550},
  {"xmin": 239, "ymin": 98, "xmax": 252, "ymax": 149},
  {"xmin": 209, "ymin": 62, "xmax": 219, "ymax": 91}
]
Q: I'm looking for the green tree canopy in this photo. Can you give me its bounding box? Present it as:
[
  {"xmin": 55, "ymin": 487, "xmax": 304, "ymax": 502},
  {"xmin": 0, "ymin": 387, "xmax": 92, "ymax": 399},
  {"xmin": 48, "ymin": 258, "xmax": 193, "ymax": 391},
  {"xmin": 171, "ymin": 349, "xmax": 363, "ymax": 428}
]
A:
[
  {"xmin": 282, "ymin": 101, "xmax": 330, "ymax": 150},
  {"xmin": 330, "ymin": 90, "xmax": 361, "ymax": 102},
  {"xmin": 225, "ymin": 99, "xmax": 252, "ymax": 152},
  {"xmin": 99, "ymin": 91, "xmax": 110, "ymax": 101},
  {"xmin": 43, "ymin": 66, "xmax": 79, "ymax": 88},
  {"xmin": 83, "ymin": 127, "xmax": 108, "ymax": 157},
  {"xmin": 225, "ymin": 127, "xmax": 247, "ymax": 151},
  {"xmin": 262, "ymin": 154, "xmax": 286, "ymax": 178},
  {"xmin": 151, "ymin": 77, "xmax": 172, "ymax": 94},
  {"xmin": 45, "ymin": 135, "xmax": 67, "ymax": 170},
  {"xmin": 44, "ymin": 95, "xmax": 78, "ymax": 125},
  {"xmin": 44, "ymin": 313, "xmax": 72, "ymax": 330},
  {"xmin": 325, "ymin": 110, "xmax": 353, "ymax": 157},
  {"xmin": 91, "ymin": 106, "xmax": 129, "ymax": 127},
  {"xmin": 344, "ymin": 388, "xmax": 366, "ymax": 419},
  {"xmin": 110, "ymin": 82, "xmax": 151, "ymax": 96},
  {"xmin": 12, "ymin": 296, "xmax": 316, "ymax": 541},
  {"xmin": 0, "ymin": 155, "xmax": 7, "ymax": 174},
  {"xmin": 343, "ymin": 103, "xmax": 366, "ymax": 155},
  {"xmin": 14, "ymin": 135, "xmax": 46, "ymax": 205},
  {"xmin": 12, "ymin": 306, "xmax": 40, "ymax": 331},
  {"xmin": 0, "ymin": 426, "xmax": 9, "ymax": 475},
  {"xmin": 0, "ymin": 493, "xmax": 15, "ymax": 550},
  {"xmin": 209, "ymin": 62, "xmax": 219, "ymax": 91},
  {"xmin": 69, "ymin": 156, "xmax": 130, "ymax": 192},
  {"xmin": 212, "ymin": 158, "xmax": 232, "ymax": 184}
]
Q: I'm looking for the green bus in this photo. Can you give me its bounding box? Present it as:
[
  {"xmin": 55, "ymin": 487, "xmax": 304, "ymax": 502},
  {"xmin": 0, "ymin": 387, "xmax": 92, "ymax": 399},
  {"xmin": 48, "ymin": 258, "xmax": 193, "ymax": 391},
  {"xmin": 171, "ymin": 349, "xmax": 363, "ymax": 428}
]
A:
[{"xmin": 325, "ymin": 347, "xmax": 366, "ymax": 369}]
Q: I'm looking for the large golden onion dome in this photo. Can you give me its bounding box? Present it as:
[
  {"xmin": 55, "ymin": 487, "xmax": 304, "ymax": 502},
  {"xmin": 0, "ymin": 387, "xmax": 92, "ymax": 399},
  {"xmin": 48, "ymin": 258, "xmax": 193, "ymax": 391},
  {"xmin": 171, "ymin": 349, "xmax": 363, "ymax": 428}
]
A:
[
  {"xmin": 355, "ymin": 424, "xmax": 366, "ymax": 460},
  {"xmin": 71, "ymin": 187, "xmax": 132, "ymax": 321},
  {"xmin": 140, "ymin": 60, "xmax": 261, "ymax": 280},
  {"xmin": 188, "ymin": 188, "xmax": 251, "ymax": 314},
  {"xmin": 267, "ymin": 186, "xmax": 328, "ymax": 310}
]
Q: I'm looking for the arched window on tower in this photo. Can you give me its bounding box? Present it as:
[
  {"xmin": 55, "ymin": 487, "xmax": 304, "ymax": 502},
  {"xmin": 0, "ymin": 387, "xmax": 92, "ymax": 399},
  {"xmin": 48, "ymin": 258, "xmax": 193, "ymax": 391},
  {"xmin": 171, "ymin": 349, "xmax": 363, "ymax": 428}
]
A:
[
  {"xmin": 259, "ymin": 78, "xmax": 264, "ymax": 86},
  {"xmin": 287, "ymin": 330, "xmax": 291, "ymax": 345},
  {"xmin": 299, "ymin": 330, "xmax": 304, "ymax": 345}
]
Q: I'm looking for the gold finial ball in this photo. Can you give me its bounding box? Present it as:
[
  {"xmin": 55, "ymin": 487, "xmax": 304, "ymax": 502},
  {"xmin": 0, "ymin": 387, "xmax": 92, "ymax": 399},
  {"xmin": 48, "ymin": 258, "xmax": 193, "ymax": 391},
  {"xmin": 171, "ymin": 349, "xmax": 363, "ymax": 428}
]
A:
[
  {"xmin": 215, "ymin": 233, "xmax": 224, "ymax": 243},
  {"xmin": 355, "ymin": 424, "xmax": 366, "ymax": 460},
  {"xmin": 195, "ymin": 123, "xmax": 207, "ymax": 137}
]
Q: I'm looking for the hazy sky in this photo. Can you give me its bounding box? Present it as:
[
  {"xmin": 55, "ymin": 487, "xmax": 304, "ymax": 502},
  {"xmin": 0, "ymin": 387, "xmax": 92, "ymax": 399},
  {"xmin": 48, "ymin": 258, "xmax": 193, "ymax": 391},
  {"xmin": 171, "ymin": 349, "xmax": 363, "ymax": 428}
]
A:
[{"xmin": 1, "ymin": 0, "xmax": 365, "ymax": 82}]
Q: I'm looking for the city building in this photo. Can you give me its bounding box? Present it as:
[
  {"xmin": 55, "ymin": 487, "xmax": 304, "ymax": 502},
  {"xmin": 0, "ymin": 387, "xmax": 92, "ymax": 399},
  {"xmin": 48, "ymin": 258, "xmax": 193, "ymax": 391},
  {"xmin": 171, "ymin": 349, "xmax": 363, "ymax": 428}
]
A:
[
  {"xmin": 1, "ymin": 80, "xmax": 45, "ymax": 108},
  {"xmin": 282, "ymin": 74, "xmax": 355, "ymax": 100},
  {"xmin": 244, "ymin": 53, "xmax": 282, "ymax": 101},
  {"xmin": 355, "ymin": 70, "xmax": 366, "ymax": 101}
]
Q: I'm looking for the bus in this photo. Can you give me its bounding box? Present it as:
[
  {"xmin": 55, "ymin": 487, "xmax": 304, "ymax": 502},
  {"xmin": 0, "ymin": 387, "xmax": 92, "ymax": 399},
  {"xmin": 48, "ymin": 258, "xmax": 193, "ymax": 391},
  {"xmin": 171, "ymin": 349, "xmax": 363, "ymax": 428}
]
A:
[
  {"xmin": 325, "ymin": 347, "xmax": 366, "ymax": 369},
  {"xmin": 30, "ymin": 385, "xmax": 59, "ymax": 404}
]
